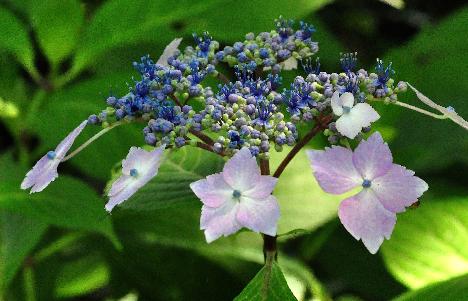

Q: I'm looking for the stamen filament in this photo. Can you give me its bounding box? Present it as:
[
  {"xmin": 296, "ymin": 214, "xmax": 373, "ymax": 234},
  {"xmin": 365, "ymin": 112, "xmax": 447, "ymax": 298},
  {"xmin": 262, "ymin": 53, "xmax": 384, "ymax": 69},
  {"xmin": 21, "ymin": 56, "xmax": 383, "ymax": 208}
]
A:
[{"xmin": 62, "ymin": 122, "xmax": 123, "ymax": 162}]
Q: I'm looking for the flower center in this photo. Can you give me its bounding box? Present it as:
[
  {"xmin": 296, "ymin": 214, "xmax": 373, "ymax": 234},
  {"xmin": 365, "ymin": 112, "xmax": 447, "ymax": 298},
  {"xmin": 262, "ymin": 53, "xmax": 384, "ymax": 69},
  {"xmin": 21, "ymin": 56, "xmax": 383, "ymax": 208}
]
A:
[
  {"xmin": 342, "ymin": 106, "xmax": 351, "ymax": 114},
  {"xmin": 130, "ymin": 168, "xmax": 138, "ymax": 177},
  {"xmin": 362, "ymin": 179, "xmax": 372, "ymax": 188},
  {"xmin": 47, "ymin": 151, "xmax": 57, "ymax": 160},
  {"xmin": 232, "ymin": 190, "xmax": 241, "ymax": 199}
]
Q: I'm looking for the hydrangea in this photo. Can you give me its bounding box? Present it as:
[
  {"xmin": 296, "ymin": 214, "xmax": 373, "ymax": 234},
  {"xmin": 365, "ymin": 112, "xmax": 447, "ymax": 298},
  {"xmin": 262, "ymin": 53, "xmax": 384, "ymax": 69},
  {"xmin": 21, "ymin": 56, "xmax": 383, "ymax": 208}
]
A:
[
  {"xmin": 331, "ymin": 91, "xmax": 380, "ymax": 139},
  {"xmin": 190, "ymin": 148, "xmax": 279, "ymax": 242},
  {"xmin": 24, "ymin": 18, "xmax": 467, "ymax": 258},
  {"xmin": 307, "ymin": 132, "xmax": 428, "ymax": 253},
  {"xmin": 21, "ymin": 120, "xmax": 87, "ymax": 193},
  {"xmin": 106, "ymin": 146, "xmax": 165, "ymax": 212}
]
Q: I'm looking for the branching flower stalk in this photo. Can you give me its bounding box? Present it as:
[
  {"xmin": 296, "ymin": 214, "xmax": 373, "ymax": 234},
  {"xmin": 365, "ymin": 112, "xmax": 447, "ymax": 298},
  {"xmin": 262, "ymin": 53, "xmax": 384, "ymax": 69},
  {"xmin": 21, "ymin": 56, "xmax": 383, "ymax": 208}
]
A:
[{"xmin": 21, "ymin": 17, "xmax": 466, "ymax": 267}]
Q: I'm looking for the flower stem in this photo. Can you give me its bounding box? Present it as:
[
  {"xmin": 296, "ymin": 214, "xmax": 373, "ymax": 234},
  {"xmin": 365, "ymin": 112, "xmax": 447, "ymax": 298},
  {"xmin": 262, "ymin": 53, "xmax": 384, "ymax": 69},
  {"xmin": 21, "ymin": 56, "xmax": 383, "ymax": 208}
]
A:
[
  {"xmin": 189, "ymin": 129, "xmax": 215, "ymax": 145},
  {"xmin": 62, "ymin": 122, "xmax": 123, "ymax": 162},
  {"xmin": 259, "ymin": 158, "xmax": 278, "ymax": 263},
  {"xmin": 216, "ymin": 72, "xmax": 230, "ymax": 84},
  {"xmin": 273, "ymin": 115, "xmax": 332, "ymax": 178}
]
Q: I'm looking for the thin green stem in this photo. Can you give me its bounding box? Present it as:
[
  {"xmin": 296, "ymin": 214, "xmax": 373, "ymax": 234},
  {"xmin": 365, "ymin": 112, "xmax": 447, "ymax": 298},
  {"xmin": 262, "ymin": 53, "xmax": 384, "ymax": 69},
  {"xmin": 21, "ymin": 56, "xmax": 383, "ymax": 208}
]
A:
[
  {"xmin": 23, "ymin": 263, "xmax": 36, "ymax": 301},
  {"xmin": 373, "ymin": 98, "xmax": 447, "ymax": 120},
  {"xmin": 62, "ymin": 122, "xmax": 123, "ymax": 162}
]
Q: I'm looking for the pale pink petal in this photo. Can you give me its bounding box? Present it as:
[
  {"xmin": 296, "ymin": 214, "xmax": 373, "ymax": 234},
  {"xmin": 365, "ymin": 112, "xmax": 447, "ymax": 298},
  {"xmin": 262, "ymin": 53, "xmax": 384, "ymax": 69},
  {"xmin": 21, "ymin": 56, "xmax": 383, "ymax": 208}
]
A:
[
  {"xmin": 307, "ymin": 147, "xmax": 361, "ymax": 194},
  {"xmin": 338, "ymin": 189, "xmax": 396, "ymax": 254},
  {"xmin": 105, "ymin": 146, "xmax": 164, "ymax": 212},
  {"xmin": 21, "ymin": 155, "xmax": 59, "ymax": 193},
  {"xmin": 236, "ymin": 195, "xmax": 280, "ymax": 236},
  {"xmin": 372, "ymin": 164, "xmax": 428, "ymax": 213},
  {"xmin": 55, "ymin": 120, "xmax": 88, "ymax": 158},
  {"xmin": 340, "ymin": 92, "xmax": 355, "ymax": 108},
  {"xmin": 243, "ymin": 175, "xmax": 278, "ymax": 199},
  {"xmin": 156, "ymin": 38, "xmax": 183, "ymax": 66},
  {"xmin": 353, "ymin": 132, "xmax": 392, "ymax": 180},
  {"xmin": 331, "ymin": 91, "xmax": 343, "ymax": 116},
  {"xmin": 335, "ymin": 103, "xmax": 379, "ymax": 139},
  {"xmin": 200, "ymin": 199, "xmax": 242, "ymax": 243},
  {"xmin": 222, "ymin": 148, "xmax": 260, "ymax": 191},
  {"xmin": 190, "ymin": 173, "xmax": 233, "ymax": 208}
]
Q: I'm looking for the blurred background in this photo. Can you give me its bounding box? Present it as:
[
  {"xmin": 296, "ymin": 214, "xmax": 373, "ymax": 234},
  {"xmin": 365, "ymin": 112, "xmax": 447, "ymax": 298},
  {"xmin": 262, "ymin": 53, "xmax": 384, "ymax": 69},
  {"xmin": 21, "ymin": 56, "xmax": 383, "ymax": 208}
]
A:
[{"xmin": 0, "ymin": 0, "xmax": 467, "ymax": 300}]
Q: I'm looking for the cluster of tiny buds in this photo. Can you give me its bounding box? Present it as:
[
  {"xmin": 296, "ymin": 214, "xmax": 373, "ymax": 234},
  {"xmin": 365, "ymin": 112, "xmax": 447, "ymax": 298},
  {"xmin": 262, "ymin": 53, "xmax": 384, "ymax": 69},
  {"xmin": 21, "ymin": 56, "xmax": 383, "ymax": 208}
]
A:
[
  {"xmin": 215, "ymin": 16, "xmax": 318, "ymax": 72},
  {"xmin": 86, "ymin": 18, "xmax": 406, "ymax": 156}
]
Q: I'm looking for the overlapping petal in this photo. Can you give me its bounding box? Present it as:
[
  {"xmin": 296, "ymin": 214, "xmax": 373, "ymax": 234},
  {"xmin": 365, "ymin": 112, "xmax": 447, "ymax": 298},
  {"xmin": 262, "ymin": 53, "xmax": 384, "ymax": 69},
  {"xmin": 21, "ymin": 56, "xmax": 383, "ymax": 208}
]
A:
[
  {"xmin": 307, "ymin": 147, "xmax": 361, "ymax": 194},
  {"xmin": 372, "ymin": 164, "xmax": 428, "ymax": 213},
  {"xmin": 338, "ymin": 189, "xmax": 396, "ymax": 254},
  {"xmin": 200, "ymin": 199, "xmax": 242, "ymax": 243},
  {"xmin": 190, "ymin": 173, "xmax": 233, "ymax": 208},
  {"xmin": 222, "ymin": 148, "xmax": 260, "ymax": 191},
  {"xmin": 353, "ymin": 132, "xmax": 392, "ymax": 180},
  {"xmin": 236, "ymin": 195, "xmax": 280, "ymax": 236}
]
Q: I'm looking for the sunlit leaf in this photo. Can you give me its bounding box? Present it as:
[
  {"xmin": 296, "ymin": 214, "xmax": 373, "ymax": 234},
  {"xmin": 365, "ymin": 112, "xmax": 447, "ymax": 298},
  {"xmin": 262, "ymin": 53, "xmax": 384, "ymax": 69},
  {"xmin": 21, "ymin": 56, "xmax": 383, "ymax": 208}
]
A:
[
  {"xmin": 392, "ymin": 274, "xmax": 468, "ymax": 301},
  {"xmin": 26, "ymin": 0, "xmax": 84, "ymax": 66},
  {"xmin": 54, "ymin": 254, "xmax": 110, "ymax": 298},
  {"xmin": 381, "ymin": 198, "xmax": 468, "ymax": 289}
]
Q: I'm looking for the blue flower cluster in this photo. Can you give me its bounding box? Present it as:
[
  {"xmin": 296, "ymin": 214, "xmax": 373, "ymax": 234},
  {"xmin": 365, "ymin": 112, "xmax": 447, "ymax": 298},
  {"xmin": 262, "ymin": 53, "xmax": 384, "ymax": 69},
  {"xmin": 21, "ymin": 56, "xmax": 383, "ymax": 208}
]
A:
[
  {"xmin": 215, "ymin": 16, "xmax": 318, "ymax": 71},
  {"xmin": 194, "ymin": 67, "xmax": 298, "ymax": 158},
  {"xmin": 88, "ymin": 18, "xmax": 406, "ymax": 156}
]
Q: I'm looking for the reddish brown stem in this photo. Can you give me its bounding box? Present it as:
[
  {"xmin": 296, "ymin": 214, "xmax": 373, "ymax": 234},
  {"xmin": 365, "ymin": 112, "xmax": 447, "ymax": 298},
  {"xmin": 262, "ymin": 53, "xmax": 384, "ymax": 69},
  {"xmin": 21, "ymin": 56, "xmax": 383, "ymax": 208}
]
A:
[
  {"xmin": 189, "ymin": 129, "xmax": 214, "ymax": 145},
  {"xmin": 272, "ymin": 115, "xmax": 333, "ymax": 178},
  {"xmin": 216, "ymin": 72, "xmax": 230, "ymax": 84},
  {"xmin": 259, "ymin": 158, "xmax": 277, "ymax": 262},
  {"xmin": 169, "ymin": 93, "xmax": 182, "ymax": 107}
]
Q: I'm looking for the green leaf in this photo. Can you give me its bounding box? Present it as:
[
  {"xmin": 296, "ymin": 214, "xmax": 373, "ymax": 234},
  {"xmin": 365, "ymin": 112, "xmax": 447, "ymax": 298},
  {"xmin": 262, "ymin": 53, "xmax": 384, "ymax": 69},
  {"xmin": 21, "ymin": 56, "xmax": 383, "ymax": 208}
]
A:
[
  {"xmin": 0, "ymin": 155, "xmax": 119, "ymax": 248},
  {"xmin": 381, "ymin": 198, "xmax": 468, "ymax": 289},
  {"xmin": 270, "ymin": 149, "xmax": 343, "ymax": 234},
  {"xmin": 54, "ymin": 254, "xmax": 110, "ymax": 298},
  {"xmin": 392, "ymin": 274, "xmax": 468, "ymax": 301},
  {"xmin": 0, "ymin": 212, "xmax": 47, "ymax": 293},
  {"xmin": 31, "ymin": 72, "xmax": 141, "ymax": 180},
  {"xmin": 184, "ymin": 0, "xmax": 332, "ymax": 42},
  {"xmin": 0, "ymin": 7, "xmax": 37, "ymax": 77},
  {"xmin": 380, "ymin": 7, "xmax": 468, "ymax": 171},
  {"xmin": 70, "ymin": 0, "xmax": 223, "ymax": 76},
  {"xmin": 27, "ymin": 0, "xmax": 84, "ymax": 66},
  {"xmin": 234, "ymin": 261, "xmax": 298, "ymax": 301}
]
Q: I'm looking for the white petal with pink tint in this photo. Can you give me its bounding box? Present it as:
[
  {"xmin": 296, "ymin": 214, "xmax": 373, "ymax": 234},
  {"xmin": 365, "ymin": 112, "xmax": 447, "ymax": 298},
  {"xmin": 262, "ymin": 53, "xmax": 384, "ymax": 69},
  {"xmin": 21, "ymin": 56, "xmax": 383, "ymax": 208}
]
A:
[
  {"xmin": 106, "ymin": 146, "xmax": 164, "ymax": 212},
  {"xmin": 190, "ymin": 173, "xmax": 233, "ymax": 207},
  {"xmin": 243, "ymin": 176, "xmax": 278, "ymax": 199},
  {"xmin": 353, "ymin": 132, "xmax": 392, "ymax": 180},
  {"xmin": 236, "ymin": 195, "xmax": 280, "ymax": 236},
  {"xmin": 222, "ymin": 148, "xmax": 260, "ymax": 191},
  {"xmin": 338, "ymin": 189, "xmax": 396, "ymax": 254},
  {"xmin": 307, "ymin": 147, "xmax": 361, "ymax": 194},
  {"xmin": 200, "ymin": 199, "xmax": 242, "ymax": 243},
  {"xmin": 21, "ymin": 120, "xmax": 88, "ymax": 193},
  {"xmin": 372, "ymin": 164, "xmax": 428, "ymax": 213}
]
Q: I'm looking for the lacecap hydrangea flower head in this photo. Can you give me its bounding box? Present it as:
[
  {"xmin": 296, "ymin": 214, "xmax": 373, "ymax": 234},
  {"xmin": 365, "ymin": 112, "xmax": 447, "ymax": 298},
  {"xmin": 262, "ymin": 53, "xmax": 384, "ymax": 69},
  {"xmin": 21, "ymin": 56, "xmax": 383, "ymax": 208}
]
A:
[{"xmin": 21, "ymin": 17, "xmax": 468, "ymax": 256}]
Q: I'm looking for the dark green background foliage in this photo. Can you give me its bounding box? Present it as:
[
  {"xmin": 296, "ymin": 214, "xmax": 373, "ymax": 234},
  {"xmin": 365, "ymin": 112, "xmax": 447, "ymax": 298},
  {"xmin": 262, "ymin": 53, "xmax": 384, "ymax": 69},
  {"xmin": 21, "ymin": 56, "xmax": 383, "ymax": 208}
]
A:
[{"xmin": 0, "ymin": 0, "xmax": 467, "ymax": 300}]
